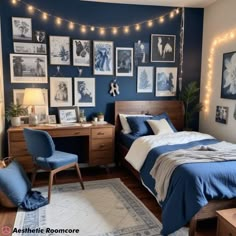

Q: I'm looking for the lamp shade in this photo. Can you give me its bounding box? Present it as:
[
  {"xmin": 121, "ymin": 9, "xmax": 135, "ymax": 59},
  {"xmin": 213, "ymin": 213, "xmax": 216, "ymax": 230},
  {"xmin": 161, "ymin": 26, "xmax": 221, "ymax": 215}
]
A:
[{"xmin": 23, "ymin": 88, "xmax": 45, "ymax": 106}]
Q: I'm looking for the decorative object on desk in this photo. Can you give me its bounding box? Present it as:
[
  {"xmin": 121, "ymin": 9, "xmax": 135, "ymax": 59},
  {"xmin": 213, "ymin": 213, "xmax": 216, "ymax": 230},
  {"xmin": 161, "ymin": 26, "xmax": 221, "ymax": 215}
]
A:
[
  {"xmin": 58, "ymin": 106, "xmax": 78, "ymax": 124},
  {"xmin": 215, "ymin": 105, "xmax": 228, "ymax": 124},
  {"xmin": 50, "ymin": 77, "xmax": 72, "ymax": 107},
  {"xmin": 12, "ymin": 17, "xmax": 32, "ymax": 41},
  {"xmin": 97, "ymin": 112, "xmax": 104, "ymax": 122},
  {"xmin": 155, "ymin": 67, "xmax": 177, "ymax": 97},
  {"xmin": 10, "ymin": 54, "xmax": 48, "ymax": 83},
  {"xmin": 134, "ymin": 40, "xmax": 149, "ymax": 65},
  {"xmin": 74, "ymin": 77, "xmax": 95, "ymax": 107},
  {"xmin": 5, "ymin": 103, "xmax": 27, "ymax": 127},
  {"xmin": 49, "ymin": 36, "xmax": 70, "ymax": 65},
  {"xmin": 47, "ymin": 115, "xmax": 57, "ymax": 124},
  {"xmin": 79, "ymin": 109, "xmax": 86, "ymax": 123},
  {"xmin": 137, "ymin": 66, "xmax": 153, "ymax": 93},
  {"xmin": 109, "ymin": 79, "xmax": 119, "ymax": 96},
  {"xmin": 180, "ymin": 81, "xmax": 203, "ymax": 130},
  {"xmin": 116, "ymin": 47, "xmax": 133, "ymax": 77},
  {"xmin": 72, "ymin": 39, "xmax": 91, "ymax": 66},
  {"xmin": 23, "ymin": 88, "xmax": 45, "ymax": 126}
]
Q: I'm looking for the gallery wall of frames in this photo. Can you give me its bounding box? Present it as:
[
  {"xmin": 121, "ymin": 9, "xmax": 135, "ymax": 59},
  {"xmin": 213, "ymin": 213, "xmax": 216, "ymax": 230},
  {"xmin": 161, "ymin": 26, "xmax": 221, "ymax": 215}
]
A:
[{"xmin": 0, "ymin": 0, "xmax": 204, "ymax": 126}]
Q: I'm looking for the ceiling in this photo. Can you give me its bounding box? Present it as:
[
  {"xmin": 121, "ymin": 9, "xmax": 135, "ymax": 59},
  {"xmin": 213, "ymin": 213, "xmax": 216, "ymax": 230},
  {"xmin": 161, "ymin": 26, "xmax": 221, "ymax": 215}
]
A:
[{"xmin": 80, "ymin": 0, "xmax": 216, "ymax": 8}]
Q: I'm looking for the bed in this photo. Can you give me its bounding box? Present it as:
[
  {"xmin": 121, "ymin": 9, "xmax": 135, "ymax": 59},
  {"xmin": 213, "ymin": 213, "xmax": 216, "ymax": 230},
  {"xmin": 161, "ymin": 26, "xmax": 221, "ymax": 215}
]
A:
[{"xmin": 114, "ymin": 100, "xmax": 236, "ymax": 236}]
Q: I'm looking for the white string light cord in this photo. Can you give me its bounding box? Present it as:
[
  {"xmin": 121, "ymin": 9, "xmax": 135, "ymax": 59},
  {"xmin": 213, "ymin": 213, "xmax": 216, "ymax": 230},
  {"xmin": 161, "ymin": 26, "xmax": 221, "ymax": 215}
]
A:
[{"xmin": 10, "ymin": 0, "xmax": 181, "ymax": 35}]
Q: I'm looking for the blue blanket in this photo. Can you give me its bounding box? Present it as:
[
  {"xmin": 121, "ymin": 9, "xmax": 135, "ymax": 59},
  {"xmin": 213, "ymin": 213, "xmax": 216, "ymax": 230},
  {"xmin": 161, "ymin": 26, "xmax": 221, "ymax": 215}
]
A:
[{"xmin": 140, "ymin": 138, "xmax": 236, "ymax": 235}]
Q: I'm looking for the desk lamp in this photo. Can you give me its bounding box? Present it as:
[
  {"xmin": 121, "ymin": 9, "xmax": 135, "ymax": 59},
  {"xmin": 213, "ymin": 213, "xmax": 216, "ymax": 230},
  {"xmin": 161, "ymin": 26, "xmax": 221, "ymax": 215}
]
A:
[{"xmin": 23, "ymin": 88, "xmax": 45, "ymax": 126}]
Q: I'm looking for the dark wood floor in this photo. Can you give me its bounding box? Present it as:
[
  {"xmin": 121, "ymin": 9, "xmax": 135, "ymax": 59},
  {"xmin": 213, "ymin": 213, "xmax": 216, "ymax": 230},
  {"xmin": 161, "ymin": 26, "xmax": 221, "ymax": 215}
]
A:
[{"xmin": 0, "ymin": 166, "xmax": 216, "ymax": 236}]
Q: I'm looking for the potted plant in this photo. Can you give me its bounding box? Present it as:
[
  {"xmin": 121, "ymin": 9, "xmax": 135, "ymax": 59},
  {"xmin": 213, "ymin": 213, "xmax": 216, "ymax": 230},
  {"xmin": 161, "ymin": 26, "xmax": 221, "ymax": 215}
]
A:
[
  {"xmin": 5, "ymin": 103, "xmax": 27, "ymax": 127},
  {"xmin": 97, "ymin": 112, "xmax": 104, "ymax": 122},
  {"xmin": 180, "ymin": 81, "xmax": 203, "ymax": 130}
]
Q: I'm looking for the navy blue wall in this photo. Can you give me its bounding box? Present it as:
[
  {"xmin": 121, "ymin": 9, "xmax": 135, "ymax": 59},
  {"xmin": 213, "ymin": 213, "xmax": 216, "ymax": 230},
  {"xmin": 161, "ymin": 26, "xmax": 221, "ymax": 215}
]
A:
[{"xmin": 1, "ymin": 0, "xmax": 204, "ymax": 125}]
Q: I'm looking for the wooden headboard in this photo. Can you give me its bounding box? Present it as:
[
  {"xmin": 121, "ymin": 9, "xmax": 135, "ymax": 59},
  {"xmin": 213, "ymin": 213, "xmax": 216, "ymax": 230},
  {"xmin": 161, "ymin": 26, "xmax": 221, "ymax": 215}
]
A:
[{"xmin": 114, "ymin": 100, "xmax": 185, "ymax": 133}]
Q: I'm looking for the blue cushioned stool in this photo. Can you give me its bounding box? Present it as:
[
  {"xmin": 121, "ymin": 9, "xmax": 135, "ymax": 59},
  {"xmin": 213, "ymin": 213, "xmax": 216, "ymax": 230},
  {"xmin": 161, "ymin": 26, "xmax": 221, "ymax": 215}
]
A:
[{"xmin": 23, "ymin": 128, "xmax": 84, "ymax": 203}]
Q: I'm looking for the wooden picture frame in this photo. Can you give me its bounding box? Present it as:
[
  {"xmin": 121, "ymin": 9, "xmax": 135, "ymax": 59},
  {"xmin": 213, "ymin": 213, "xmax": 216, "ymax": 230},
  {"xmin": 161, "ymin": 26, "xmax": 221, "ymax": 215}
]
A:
[
  {"xmin": 72, "ymin": 39, "xmax": 91, "ymax": 66},
  {"xmin": 58, "ymin": 106, "xmax": 78, "ymax": 124},
  {"xmin": 116, "ymin": 47, "xmax": 133, "ymax": 77},
  {"xmin": 12, "ymin": 17, "xmax": 32, "ymax": 41}
]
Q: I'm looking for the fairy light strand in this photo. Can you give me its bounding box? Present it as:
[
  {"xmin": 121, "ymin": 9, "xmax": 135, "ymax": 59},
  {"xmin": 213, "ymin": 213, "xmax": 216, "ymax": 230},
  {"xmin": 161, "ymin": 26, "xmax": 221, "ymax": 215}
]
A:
[{"xmin": 10, "ymin": 0, "xmax": 181, "ymax": 34}]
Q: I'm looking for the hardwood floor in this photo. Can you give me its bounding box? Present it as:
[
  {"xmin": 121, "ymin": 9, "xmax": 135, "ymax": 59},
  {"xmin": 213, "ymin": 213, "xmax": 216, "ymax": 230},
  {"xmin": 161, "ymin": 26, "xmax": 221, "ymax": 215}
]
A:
[{"xmin": 0, "ymin": 166, "xmax": 216, "ymax": 236}]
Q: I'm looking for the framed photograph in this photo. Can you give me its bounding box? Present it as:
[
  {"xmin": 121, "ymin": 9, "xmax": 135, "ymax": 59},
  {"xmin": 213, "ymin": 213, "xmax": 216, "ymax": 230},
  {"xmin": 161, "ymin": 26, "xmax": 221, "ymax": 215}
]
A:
[
  {"xmin": 155, "ymin": 67, "xmax": 177, "ymax": 97},
  {"xmin": 10, "ymin": 54, "xmax": 48, "ymax": 83},
  {"xmin": 73, "ymin": 39, "xmax": 91, "ymax": 66},
  {"xmin": 58, "ymin": 107, "xmax": 78, "ymax": 124},
  {"xmin": 116, "ymin": 47, "xmax": 133, "ymax": 77},
  {"xmin": 13, "ymin": 88, "xmax": 49, "ymax": 124},
  {"xmin": 151, "ymin": 34, "xmax": 176, "ymax": 62},
  {"xmin": 12, "ymin": 17, "xmax": 32, "ymax": 41},
  {"xmin": 50, "ymin": 77, "xmax": 72, "ymax": 107},
  {"xmin": 49, "ymin": 36, "xmax": 70, "ymax": 65},
  {"xmin": 33, "ymin": 31, "xmax": 46, "ymax": 43},
  {"xmin": 215, "ymin": 105, "xmax": 228, "ymax": 124},
  {"xmin": 134, "ymin": 41, "xmax": 149, "ymax": 65},
  {"xmin": 13, "ymin": 42, "xmax": 47, "ymax": 54},
  {"xmin": 221, "ymin": 51, "xmax": 236, "ymax": 99},
  {"xmin": 74, "ymin": 77, "xmax": 95, "ymax": 107},
  {"xmin": 93, "ymin": 41, "xmax": 114, "ymax": 75},
  {"xmin": 137, "ymin": 66, "xmax": 153, "ymax": 93},
  {"xmin": 47, "ymin": 115, "xmax": 57, "ymax": 124}
]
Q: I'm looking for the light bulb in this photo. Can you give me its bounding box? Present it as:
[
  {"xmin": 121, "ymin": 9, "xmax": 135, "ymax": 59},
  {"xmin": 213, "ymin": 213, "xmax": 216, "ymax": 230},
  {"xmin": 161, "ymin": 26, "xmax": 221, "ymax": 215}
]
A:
[
  {"xmin": 170, "ymin": 12, "xmax": 174, "ymax": 18},
  {"xmin": 100, "ymin": 28, "xmax": 105, "ymax": 35},
  {"xmin": 81, "ymin": 26, "xmax": 86, "ymax": 33},
  {"xmin": 135, "ymin": 24, "xmax": 140, "ymax": 31},
  {"xmin": 124, "ymin": 26, "xmax": 129, "ymax": 34},
  {"xmin": 90, "ymin": 26, "xmax": 95, "ymax": 31},
  {"xmin": 159, "ymin": 17, "xmax": 164, "ymax": 23},
  {"xmin": 42, "ymin": 12, "xmax": 48, "ymax": 20},
  {"xmin": 56, "ymin": 17, "xmax": 62, "ymax": 25},
  {"xmin": 147, "ymin": 21, "xmax": 153, "ymax": 27},
  {"xmin": 28, "ymin": 5, "xmax": 34, "ymax": 13},
  {"xmin": 69, "ymin": 22, "xmax": 74, "ymax": 30},
  {"xmin": 112, "ymin": 27, "xmax": 118, "ymax": 35}
]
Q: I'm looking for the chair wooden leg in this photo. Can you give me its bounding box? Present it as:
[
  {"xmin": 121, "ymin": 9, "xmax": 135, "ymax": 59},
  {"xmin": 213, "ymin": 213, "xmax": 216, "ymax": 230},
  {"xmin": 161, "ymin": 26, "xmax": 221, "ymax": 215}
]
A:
[
  {"xmin": 31, "ymin": 166, "xmax": 37, "ymax": 187},
  {"xmin": 75, "ymin": 163, "xmax": 85, "ymax": 190},
  {"xmin": 48, "ymin": 171, "xmax": 54, "ymax": 203}
]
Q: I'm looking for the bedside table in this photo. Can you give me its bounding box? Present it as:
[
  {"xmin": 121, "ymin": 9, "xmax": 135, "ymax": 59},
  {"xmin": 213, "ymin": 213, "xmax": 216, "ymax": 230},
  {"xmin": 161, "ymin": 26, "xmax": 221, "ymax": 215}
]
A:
[{"xmin": 216, "ymin": 208, "xmax": 236, "ymax": 236}]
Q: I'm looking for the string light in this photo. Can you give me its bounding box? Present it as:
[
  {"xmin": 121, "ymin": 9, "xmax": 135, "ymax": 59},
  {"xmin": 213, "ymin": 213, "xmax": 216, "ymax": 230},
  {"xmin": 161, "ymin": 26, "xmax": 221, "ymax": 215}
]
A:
[
  {"xmin": 8, "ymin": 0, "xmax": 181, "ymax": 35},
  {"xmin": 69, "ymin": 22, "xmax": 74, "ymax": 30},
  {"xmin": 112, "ymin": 27, "xmax": 118, "ymax": 35},
  {"xmin": 81, "ymin": 25, "xmax": 86, "ymax": 33}
]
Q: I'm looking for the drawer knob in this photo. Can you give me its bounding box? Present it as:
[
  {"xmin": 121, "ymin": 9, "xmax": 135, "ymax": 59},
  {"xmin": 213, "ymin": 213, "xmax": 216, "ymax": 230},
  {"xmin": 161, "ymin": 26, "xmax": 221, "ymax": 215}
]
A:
[
  {"xmin": 228, "ymin": 233, "xmax": 232, "ymax": 236},
  {"xmin": 100, "ymin": 144, "xmax": 105, "ymax": 148},
  {"xmin": 74, "ymin": 132, "xmax": 80, "ymax": 135},
  {"xmin": 97, "ymin": 132, "xmax": 104, "ymax": 135}
]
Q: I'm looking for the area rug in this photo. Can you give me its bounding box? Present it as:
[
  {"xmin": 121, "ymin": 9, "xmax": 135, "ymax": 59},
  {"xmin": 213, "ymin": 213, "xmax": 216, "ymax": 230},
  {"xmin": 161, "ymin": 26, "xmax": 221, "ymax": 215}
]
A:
[{"xmin": 13, "ymin": 178, "xmax": 188, "ymax": 236}]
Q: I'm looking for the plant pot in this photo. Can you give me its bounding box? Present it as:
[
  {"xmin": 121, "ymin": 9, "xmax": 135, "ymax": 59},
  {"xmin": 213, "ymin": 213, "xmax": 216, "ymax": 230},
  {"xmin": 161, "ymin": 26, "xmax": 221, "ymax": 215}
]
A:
[
  {"xmin": 98, "ymin": 115, "xmax": 104, "ymax": 122},
  {"xmin": 11, "ymin": 117, "xmax": 21, "ymax": 127}
]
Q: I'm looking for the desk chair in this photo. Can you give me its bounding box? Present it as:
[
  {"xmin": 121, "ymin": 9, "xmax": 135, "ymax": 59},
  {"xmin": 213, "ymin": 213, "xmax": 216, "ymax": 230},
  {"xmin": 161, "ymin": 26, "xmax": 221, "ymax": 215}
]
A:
[{"xmin": 23, "ymin": 128, "xmax": 84, "ymax": 203}]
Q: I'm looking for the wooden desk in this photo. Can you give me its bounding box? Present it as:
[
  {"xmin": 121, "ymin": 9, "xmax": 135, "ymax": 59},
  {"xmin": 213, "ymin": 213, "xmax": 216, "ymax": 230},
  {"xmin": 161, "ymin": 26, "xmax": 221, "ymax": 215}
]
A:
[{"xmin": 8, "ymin": 123, "xmax": 115, "ymax": 172}]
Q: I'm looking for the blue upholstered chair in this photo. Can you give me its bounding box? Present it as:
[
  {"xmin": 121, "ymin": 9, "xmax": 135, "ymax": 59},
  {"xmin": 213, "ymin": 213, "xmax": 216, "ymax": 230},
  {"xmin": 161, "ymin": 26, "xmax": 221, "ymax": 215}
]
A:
[{"xmin": 23, "ymin": 128, "xmax": 84, "ymax": 203}]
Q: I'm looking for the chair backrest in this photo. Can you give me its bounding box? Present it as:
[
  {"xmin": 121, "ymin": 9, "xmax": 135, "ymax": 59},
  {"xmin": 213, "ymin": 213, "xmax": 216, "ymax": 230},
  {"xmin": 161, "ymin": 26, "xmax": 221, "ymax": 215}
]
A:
[{"xmin": 23, "ymin": 128, "xmax": 55, "ymax": 158}]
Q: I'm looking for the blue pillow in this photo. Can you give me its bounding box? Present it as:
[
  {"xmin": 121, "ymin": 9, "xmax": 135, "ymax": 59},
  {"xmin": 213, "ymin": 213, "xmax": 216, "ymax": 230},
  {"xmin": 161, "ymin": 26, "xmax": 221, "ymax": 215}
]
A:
[
  {"xmin": 151, "ymin": 112, "xmax": 177, "ymax": 132},
  {"xmin": 0, "ymin": 161, "xmax": 31, "ymax": 207},
  {"xmin": 126, "ymin": 116, "xmax": 153, "ymax": 137}
]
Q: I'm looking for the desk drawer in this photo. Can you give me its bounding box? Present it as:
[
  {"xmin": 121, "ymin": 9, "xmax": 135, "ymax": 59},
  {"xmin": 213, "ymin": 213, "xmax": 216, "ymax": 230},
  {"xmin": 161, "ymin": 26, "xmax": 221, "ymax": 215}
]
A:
[
  {"xmin": 217, "ymin": 219, "xmax": 236, "ymax": 236},
  {"xmin": 91, "ymin": 139, "xmax": 113, "ymax": 151},
  {"xmin": 9, "ymin": 142, "xmax": 28, "ymax": 156},
  {"xmin": 50, "ymin": 128, "xmax": 90, "ymax": 137},
  {"xmin": 8, "ymin": 132, "xmax": 25, "ymax": 141},
  {"xmin": 90, "ymin": 150, "xmax": 113, "ymax": 165},
  {"xmin": 92, "ymin": 128, "xmax": 113, "ymax": 139}
]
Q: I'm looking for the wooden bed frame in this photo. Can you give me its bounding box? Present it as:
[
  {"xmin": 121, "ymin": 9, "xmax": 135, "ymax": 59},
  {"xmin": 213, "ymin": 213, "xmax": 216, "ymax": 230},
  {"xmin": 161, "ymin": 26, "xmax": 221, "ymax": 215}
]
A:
[{"xmin": 114, "ymin": 100, "xmax": 236, "ymax": 236}]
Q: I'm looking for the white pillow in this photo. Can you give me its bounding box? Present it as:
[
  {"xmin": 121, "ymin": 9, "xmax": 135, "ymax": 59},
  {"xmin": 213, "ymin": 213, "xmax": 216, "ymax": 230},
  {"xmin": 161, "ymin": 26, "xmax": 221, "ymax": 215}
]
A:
[
  {"xmin": 147, "ymin": 119, "xmax": 174, "ymax": 135},
  {"xmin": 119, "ymin": 114, "xmax": 152, "ymax": 134}
]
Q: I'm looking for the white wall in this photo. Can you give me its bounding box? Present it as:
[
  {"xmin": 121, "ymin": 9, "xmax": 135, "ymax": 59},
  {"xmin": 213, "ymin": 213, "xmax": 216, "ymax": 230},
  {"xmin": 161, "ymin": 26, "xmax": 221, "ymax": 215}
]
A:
[
  {"xmin": 199, "ymin": 0, "xmax": 236, "ymax": 142},
  {"xmin": 0, "ymin": 18, "xmax": 5, "ymax": 158}
]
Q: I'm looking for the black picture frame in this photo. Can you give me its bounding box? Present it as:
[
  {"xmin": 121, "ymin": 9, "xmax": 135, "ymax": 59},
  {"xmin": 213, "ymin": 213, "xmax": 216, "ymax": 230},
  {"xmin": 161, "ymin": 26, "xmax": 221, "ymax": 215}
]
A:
[
  {"xmin": 33, "ymin": 31, "xmax": 46, "ymax": 43},
  {"xmin": 58, "ymin": 107, "xmax": 78, "ymax": 124},
  {"xmin": 215, "ymin": 105, "xmax": 228, "ymax": 124},
  {"xmin": 12, "ymin": 17, "xmax": 32, "ymax": 41},
  {"xmin": 221, "ymin": 51, "xmax": 236, "ymax": 99}
]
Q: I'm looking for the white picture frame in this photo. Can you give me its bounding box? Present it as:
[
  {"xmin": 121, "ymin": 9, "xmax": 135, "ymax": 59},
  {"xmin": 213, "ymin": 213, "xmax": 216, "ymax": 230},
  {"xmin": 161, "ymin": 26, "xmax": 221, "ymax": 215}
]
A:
[
  {"xmin": 155, "ymin": 67, "xmax": 177, "ymax": 97},
  {"xmin": 137, "ymin": 66, "xmax": 153, "ymax": 93},
  {"xmin": 74, "ymin": 77, "xmax": 95, "ymax": 107},
  {"xmin": 13, "ymin": 88, "xmax": 49, "ymax": 124},
  {"xmin": 151, "ymin": 34, "xmax": 176, "ymax": 62},
  {"xmin": 116, "ymin": 47, "xmax": 133, "ymax": 77},
  {"xmin": 49, "ymin": 36, "xmax": 70, "ymax": 65},
  {"xmin": 73, "ymin": 39, "xmax": 91, "ymax": 66},
  {"xmin": 12, "ymin": 17, "xmax": 32, "ymax": 41},
  {"xmin": 93, "ymin": 41, "xmax": 114, "ymax": 75},
  {"xmin": 47, "ymin": 115, "xmax": 57, "ymax": 124},
  {"xmin": 50, "ymin": 77, "xmax": 72, "ymax": 107},
  {"xmin": 13, "ymin": 42, "xmax": 47, "ymax": 54},
  {"xmin": 58, "ymin": 107, "xmax": 78, "ymax": 124},
  {"xmin": 10, "ymin": 54, "xmax": 48, "ymax": 83}
]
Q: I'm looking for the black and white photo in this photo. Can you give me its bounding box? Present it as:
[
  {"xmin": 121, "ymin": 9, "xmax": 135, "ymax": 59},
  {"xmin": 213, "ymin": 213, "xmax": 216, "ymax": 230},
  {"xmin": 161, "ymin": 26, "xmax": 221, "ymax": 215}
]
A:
[
  {"xmin": 12, "ymin": 17, "xmax": 32, "ymax": 41},
  {"xmin": 10, "ymin": 54, "xmax": 48, "ymax": 83},
  {"xmin": 215, "ymin": 105, "xmax": 228, "ymax": 124},
  {"xmin": 74, "ymin": 77, "xmax": 95, "ymax": 107},
  {"xmin": 49, "ymin": 36, "xmax": 70, "ymax": 65},
  {"xmin": 47, "ymin": 115, "xmax": 57, "ymax": 124},
  {"xmin": 58, "ymin": 107, "xmax": 78, "ymax": 124},
  {"xmin": 50, "ymin": 77, "xmax": 72, "ymax": 107},
  {"xmin": 116, "ymin": 47, "xmax": 133, "ymax": 77},
  {"xmin": 93, "ymin": 41, "xmax": 114, "ymax": 75},
  {"xmin": 221, "ymin": 51, "xmax": 236, "ymax": 99},
  {"xmin": 33, "ymin": 31, "xmax": 46, "ymax": 43},
  {"xmin": 14, "ymin": 42, "xmax": 47, "ymax": 54},
  {"xmin": 155, "ymin": 67, "xmax": 177, "ymax": 97},
  {"xmin": 73, "ymin": 39, "xmax": 91, "ymax": 66},
  {"xmin": 134, "ymin": 41, "xmax": 149, "ymax": 65},
  {"xmin": 151, "ymin": 34, "xmax": 176, "ymax": 62},
  {"xmin": 137, "ymin": 66, "xmax": 153, "ymax": 93}
]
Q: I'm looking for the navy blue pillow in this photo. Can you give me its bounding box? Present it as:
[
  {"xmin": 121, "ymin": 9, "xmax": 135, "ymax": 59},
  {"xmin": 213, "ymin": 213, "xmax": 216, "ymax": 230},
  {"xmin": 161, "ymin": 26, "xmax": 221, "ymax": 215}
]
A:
[
  {"xmin": 126, "ymin": 116, "xmax": 153, "ymax": 137},
  {"xmin": 151, "ymin": 112, "xmax": 177, "ymax": 132}
]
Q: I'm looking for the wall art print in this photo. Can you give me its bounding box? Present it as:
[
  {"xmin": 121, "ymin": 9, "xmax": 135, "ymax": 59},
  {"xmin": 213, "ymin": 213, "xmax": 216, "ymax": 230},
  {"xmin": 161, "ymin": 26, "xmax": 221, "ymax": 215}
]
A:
[
  {"xmin": 134, "ymin": 41, "xmax": 149, "ymax": 65},
  {"xmin": 137, "ymin": 66, "xmax": 153, "ymax": 93},
  {"xmin": 215, "ymin": 105, "xmax": 228, "ymax": 124},
  {"xmin": 116, "ymin": 47, "xmax": 133, "ymax": 77},
  {"xmin": 12, "ymin": 17, "xmax": 32, "ymax": 41},
  {"xmin": 73, "ymin": 39, "xmax": 91, "ymax": 66}
]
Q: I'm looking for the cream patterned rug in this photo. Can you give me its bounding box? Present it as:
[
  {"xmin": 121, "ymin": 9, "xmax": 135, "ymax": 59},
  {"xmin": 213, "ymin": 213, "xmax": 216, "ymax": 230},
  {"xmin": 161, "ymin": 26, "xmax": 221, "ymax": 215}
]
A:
[{"xmin": 13, "ymin": 178, "xmax": 188, "ymax": 236}]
